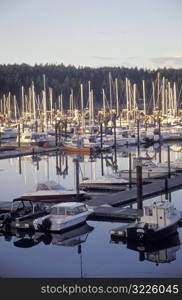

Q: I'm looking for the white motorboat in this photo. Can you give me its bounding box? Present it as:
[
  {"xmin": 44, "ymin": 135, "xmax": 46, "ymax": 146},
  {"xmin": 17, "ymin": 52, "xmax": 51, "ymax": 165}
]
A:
[
  {"xmin": 110, "ymin": 200, "xmax": 181, "ymax": 241},
  {"xmin": 33, "ymin": 202, "xmax": 93, "ymax": 232},
  {"xmin": 118, "ymin": 159, "xmax": 175, "ymax": 180},
  {"xmin": 158, "ymin": 158, "xmax": 182, "ymax": 171},
  {"xmin": 0, "ymin": 126, "xmax": 17, "ymax": 139},
  {"xmin": 79, "ymin": 174, "xmax": 129, "ymax": 191},
  {"xmin": 20, "ymin": 180, "xmax": 86, "ymax": 202},
  {"xmin": 17, "ymin": 131, "xmax": 48, "ymax": 146}
]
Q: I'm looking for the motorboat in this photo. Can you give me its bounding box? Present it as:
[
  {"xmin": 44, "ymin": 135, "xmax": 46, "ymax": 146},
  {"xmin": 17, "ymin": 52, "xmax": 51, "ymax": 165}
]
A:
[
  {"xmin": 17, "ymin": 131, "xmax": 49, "ymax": 146},
  {"xmin": 0, "ymin": 198, "xmax": 49, "ymax": 231},
  {"xmin": 33, "ymin": 202, "xmax": 93, "ymax": 232},
  {"xmin": 110, "ymin": 200, "xmax": 181, "ymax": 242},
  {"xmin": 118, "ymin": 159, "xmax": 175, "ymax": 180},
  {"xmin": 79, "ymin": 174, "xmax": 129, "ymax": 191},
  {"xmin": 20, "ymin": 180, "xmax": 87, "ymax": 202},
  {"xmin": 60, "ymin": 135, "xmax": 92, "ymax": 154},
  {"xmin": 0, "ymin": 126, "xmax": 17, "ymax": 139},
  {"xmin": 158, "ymin": 157, "xmax": 182, "ymax": 171}
]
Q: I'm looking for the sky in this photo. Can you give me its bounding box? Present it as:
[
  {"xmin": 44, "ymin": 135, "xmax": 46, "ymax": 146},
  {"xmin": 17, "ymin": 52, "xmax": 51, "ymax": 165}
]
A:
[{"xmin": 0, "ymin": 0, "xmax": 182, "ymax": 69}]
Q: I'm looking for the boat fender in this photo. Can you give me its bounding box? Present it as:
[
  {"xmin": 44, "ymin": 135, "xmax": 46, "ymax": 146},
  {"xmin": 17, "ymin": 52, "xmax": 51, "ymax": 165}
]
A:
[{"xmin": 42, "ymin": 218, "xmax": 52, "ymax": 231}]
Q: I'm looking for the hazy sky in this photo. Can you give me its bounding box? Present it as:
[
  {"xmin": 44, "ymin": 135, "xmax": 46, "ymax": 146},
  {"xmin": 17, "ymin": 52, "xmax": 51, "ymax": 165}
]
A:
[{"xmin": 0, "ymin": 0, "xmax": 182, "ymax": 69}]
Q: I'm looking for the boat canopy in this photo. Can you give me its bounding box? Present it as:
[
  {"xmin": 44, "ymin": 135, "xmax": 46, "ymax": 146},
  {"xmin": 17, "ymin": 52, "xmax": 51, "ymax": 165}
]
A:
[{"xmin": 35, "ymin": 181, "xmax": 66, "ymax": 191}]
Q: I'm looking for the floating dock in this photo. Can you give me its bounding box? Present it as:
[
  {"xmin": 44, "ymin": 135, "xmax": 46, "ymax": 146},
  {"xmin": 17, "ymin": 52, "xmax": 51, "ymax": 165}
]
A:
[
  {"xmin": 86, "ymin": 174, "xmax": 182, "ymax": 208},
  {"xmin": 88, "ymin": 207, "xmax": 143, "ymax": 222},
  {"xmin": 0, "ymin": 146, "xmax": 58, "ymax": 160}
]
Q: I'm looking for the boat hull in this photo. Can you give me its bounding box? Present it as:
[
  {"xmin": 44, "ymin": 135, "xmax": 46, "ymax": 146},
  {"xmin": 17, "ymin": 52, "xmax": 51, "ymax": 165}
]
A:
[
  {"xmin": 60, "ymin": 146, "xmax": 91, "ymax": 154},
  {"xmin": 21, "ymin": 193, "xmax": 86, "ymax": 202},
  {"xmin": 127, "ymin": 222, "xmax": 179, "ymax": 242}
]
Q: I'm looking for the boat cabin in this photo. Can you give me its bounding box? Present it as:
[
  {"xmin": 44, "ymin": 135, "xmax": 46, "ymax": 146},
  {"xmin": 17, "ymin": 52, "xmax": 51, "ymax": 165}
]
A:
[
  {"xmin": 140, "ymin": 201, "xmax": 178, "ymax": 228},
  {"xmin": 50, "ymin": 203, "xmax": 88, "ymax": 216}
]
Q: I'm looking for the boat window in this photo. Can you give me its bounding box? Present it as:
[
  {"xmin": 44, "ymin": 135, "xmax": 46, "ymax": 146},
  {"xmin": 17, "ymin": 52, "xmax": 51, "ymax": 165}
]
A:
[
  {"xmin": 58, "ymin": 208, "xmax": 66, "ymax": 215},
  {"xmin": 66, "ymin": 209, "xmax": 78, "ymax": 216},
  {"xmin": 51, "ymin": 184, "xmax": 66, "ymax": 191},
  {"xmin": 11, "ymin": 201, "xmax": 24, "ymax": 211},
  {"xmin": 51, "ymin": 207, "xmax": 58, "ymax": 215},
  {"xmin": 145, "ymin": 207, "xmax": 153, "ymax": 216},
  {"xmin": 36, "ymin": 184, "xmax": 49, "ymax": 191},
  {"xmin": 51, "ymin": 207, "xmax": 65, "ymax": 215},
  {"xmin": 77, "ymin": 206, "xmax": 87, "ymax": 213}
]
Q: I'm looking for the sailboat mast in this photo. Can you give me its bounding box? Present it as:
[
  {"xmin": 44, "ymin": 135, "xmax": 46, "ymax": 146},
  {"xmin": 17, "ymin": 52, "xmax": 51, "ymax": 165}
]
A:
[
  {"xmin": 115, "ymin": 78, "xmax": 119, "ymax": 117},
  {"xmin": 142, "ymin": 79, "xmax": 146, "ymax": 116},
  {"xmin": 109, "ymin": 72, "xmax": 112, "ymax": 111}
]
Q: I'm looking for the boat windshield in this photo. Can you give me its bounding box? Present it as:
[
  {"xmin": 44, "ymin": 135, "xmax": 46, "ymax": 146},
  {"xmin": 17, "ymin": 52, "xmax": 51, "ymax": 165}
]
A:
[
  {"xmin": 36, "ymin": 183, "xmax": 66, "ymax": 191},
  {"xmin": 51, "ymin": 207, "xmax": 66, "ymax": 215},
  {"xmin": 66, "ymin": 206, "xmax": 87, "ymax": 215},
  {"xmin": 51, "ymin": 184, "xmax": 66, "ymax": 190},
  {"xmin": 51, "ymin": 205, "xmax": 87, "ymax": 215},
  {"xmin": 36, "ymin": 184, "xmax": 49, "ymax": 191}
]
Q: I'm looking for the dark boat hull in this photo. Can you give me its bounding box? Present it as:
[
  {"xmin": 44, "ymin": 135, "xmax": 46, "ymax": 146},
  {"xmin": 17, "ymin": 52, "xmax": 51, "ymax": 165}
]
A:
[
  {"xmin": 127, "ymin": 222, "xmax": 178, "ymax": 242},
  {"xmin": 21, "ymin": 193, "xmax": 86, "ymax": 202}
]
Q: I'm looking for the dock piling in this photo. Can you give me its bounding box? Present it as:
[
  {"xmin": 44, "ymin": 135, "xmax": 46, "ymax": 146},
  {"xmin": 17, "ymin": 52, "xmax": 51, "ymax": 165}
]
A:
[
  {"xmin": 17, "ymin": 124, "xmax": 21, "ymax": 148},
  {"xmin": 129, "ymin": 153, "xmax": 132, "ymax": 189},
  {"xmin": 136, "ymin": 158, "xmax": 143, "ymax": 209},
  {"xmin": 165, "ymin": 178, "xmax": 168, "ymax": 200},
  {"xmin": 137, "ymin": 119, "xmax": 140, "ymax": 157},
  {"xmin": 75, "ymin": 158, "xmax": 80, "ymax": 200},
  {"xmin": 168, "ymin": 146, "xmax": 171, "ymax": 178},
  {"xmin": 55, "ymin": 122, "xmax": 58, "ymax": 147},
  {"xmin": 100, "ymin": 122, "xmax": 103, "ymax": 149}
]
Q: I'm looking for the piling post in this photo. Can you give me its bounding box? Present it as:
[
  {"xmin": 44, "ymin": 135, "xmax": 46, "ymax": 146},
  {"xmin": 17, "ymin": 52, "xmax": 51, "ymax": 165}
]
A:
[
  {"xmin": 75, "ymin": 158, "xmax": 80, "ymax": 200},
  {"xmin": 18, "ymin": 123, "xmax": 21, "ymax": 148},
  {"xmin": 101, "ymin": 152, "xmax": 104, "ymax": 176},
  {"xmin": 55, "ymin": 150, "xmax": 58, "ymax": 174},
  {"xmin": 158, "ymin": 116, "xmax": 161, "ymax": 141},
  {"xmin": 58, "ymin": 126, "xmax": 61, "ymax": 144},
  {"xmin": 113, "ymin": 114, "xmax": 117, "ymax": 171},
  {"xmin": 66, "ymin": 155, "xmax": 68, "ymax": 175},
  {"xmin": 137, "ymin": 118, "xmax": 140, "ymax": 157},
  {"xmin": 129, "ymin": 152, "xmax": 132, "ymax": 189},
  {"xmin": 165, "ymin": 177, "xmax": 168, "ymax": 200},
  {"xmin": 136, "ymin": 158, "xmax": 143, "ymax": 209},
  {"xmin": 18, "ymin": 156, "xmax": 22, "ymax": 174},
  {"xmin": 55, "ymin": 122, "xmax": 58, "ymax": 147},
  {"xmin": 35, "ymin": 120, "xmax": 38, "ymax": 132},
  {"xmin": 168, "ymin": 146, "xmax": 171, "ymax": 178},
  {"xmin": 100, "ymin": 122, "xmax": 103, "ymax": 149},
  {"xmin": 36, "ymin": 155, "xmax": 39, "ymax": 171},
  {"xmin": 64, "ymin": 119, "xmax": 67, "ymax": 139}
]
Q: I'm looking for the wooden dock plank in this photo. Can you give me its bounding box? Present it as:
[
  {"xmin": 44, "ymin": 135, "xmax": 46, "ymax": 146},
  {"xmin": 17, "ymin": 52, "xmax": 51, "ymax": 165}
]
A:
[
  {"xmin": 86, "ymin": 175, "xmax": 182, "ymax": 208},
  {"xmin": 89, "ymin": 207, "xmax": 143, "ymax": 222}
]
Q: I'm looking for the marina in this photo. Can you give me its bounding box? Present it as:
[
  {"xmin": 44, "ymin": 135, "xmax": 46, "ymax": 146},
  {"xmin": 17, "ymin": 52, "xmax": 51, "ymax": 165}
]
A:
[
  {"xmin": 0, "ymin": 142, "xmax": 182, "ymax": 277},
  {"xmin": 1, "ymin": 40, "xmax": 182, "ymax": 279}
]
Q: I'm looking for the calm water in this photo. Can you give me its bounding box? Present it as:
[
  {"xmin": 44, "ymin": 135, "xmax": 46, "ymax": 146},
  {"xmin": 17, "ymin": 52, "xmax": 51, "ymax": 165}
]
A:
[{"xmin": 0, "ymin": 144, "xmax": 182, "ymax": 278}]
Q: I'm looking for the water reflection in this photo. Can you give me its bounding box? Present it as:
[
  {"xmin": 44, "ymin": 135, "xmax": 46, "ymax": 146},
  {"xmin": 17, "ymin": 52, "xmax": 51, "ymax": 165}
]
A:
[
  {"xmin": 111, "ymin": 233, "xmax": 181, "ymax": 265},
  {"xmin": 0, "ymin": 222, "xmax": 94, "ymax": 249}
]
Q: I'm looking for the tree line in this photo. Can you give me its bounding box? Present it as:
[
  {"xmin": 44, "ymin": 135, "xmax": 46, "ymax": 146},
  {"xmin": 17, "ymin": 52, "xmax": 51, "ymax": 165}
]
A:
[{"xmin": 0, "ymin": 63, "xmax": 182, "ymax": 111}]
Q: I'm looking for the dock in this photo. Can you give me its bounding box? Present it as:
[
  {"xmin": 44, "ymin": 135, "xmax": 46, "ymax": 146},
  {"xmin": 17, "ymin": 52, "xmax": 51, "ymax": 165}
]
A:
[
  {"xmin": 86, "ymin": 174, "xmax": 182, "ymax": 208},
  {"xmin": 0, "ymin": 146, "xmax": 59, "ymax": 160},
  {"xmin": 89, "ymin": 207, "xmax": 143, "ymax": 222}
]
